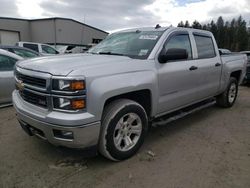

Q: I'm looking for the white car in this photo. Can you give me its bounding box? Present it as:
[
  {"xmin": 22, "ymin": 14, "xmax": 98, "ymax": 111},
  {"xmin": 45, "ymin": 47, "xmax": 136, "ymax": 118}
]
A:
[
  {"xmin": 219, "ymin": 48, "xmax": 232, "ymax": 55},
  {"xmin": 57, "ymin": 45, "xmax": 88, "ymax": 54},
  {"xmin": 16, "ymin": 42, "xmax": 60, "ymax": 56},
  {"xmin": 0, "ymin": 49, "xmax": 23, "ymax": 107}
]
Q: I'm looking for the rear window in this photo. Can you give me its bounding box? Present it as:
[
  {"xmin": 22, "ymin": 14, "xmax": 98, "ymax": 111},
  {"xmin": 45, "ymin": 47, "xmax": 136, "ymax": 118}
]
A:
[
  {"xmin": 194, "ymin": 35, "xmax": 216, "ymax": 59},
  {"xmin": 12, "ymin": 48, "xmax": 39, "ymax": 58},
  {"xmin": 23, "ymin": 43, "xmax": 39, "ymax": 52}
]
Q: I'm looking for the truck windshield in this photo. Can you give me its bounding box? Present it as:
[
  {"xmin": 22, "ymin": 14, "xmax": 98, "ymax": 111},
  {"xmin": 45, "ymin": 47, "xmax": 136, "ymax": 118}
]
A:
[{"xmin": 88, "ymin": 30, "xmax": 164, "ymax": 59}]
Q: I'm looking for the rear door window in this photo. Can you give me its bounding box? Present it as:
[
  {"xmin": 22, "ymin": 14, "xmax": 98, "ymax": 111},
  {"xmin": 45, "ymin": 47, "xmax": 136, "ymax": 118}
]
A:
[
  {"xmin": 0, "ymin": 55, "xmax": 18, "ymax": 71},
  {"xmin": 23, "ymin": 43, "xmax": 39, "ymax": 52},
  {"xmin": 194, "ymin": 35, "xmax": 216, "ymax": 59}
]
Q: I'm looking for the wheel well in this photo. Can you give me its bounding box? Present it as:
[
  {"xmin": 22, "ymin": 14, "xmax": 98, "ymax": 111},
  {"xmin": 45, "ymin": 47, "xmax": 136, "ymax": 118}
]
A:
[
  {"xmin": 103, "ymin": 90, "xmax": 152, "ymax": 117},
  {"xmin": 230, "ymin": 70, "xmax": 242, "ymax": 82}
]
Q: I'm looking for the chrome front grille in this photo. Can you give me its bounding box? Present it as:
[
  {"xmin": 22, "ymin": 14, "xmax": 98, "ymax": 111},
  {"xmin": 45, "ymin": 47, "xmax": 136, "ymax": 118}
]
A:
[
  {"xmin": 15, "ymin": 67, "xmax": 86, "ymax": 112},
  {"xmin": 19, "ymin": 89, "xmax": 48, "ymax": 108},
  {"xmin": 15, "ymin": 68, "xmax": 50, "ymax": 109},
  {"xmin": 16, "ymin": 71, "xmax": 46, "ymax": 88}
]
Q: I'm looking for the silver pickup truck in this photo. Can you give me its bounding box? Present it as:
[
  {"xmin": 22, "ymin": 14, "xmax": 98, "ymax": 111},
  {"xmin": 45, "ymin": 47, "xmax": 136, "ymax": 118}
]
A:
[{"xmin": 13, "ymin": 27, "xmax": 247, "ymax": 161}]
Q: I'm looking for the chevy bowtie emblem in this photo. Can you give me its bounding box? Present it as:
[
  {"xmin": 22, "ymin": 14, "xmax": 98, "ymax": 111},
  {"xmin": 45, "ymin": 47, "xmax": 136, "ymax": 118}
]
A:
[{"xmin": 17, "ymin": 80, "xmax": 25, "ymax": 91}]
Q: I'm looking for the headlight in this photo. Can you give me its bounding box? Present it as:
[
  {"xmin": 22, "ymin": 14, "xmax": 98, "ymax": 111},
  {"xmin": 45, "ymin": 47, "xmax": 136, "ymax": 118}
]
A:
[
  {"xmin": 53, "ymin": 97, "xmax": 86, "ymax": 111},
  {"xmin": 53, "ymin": 79, "xmax": 85, "ymax": 91}
]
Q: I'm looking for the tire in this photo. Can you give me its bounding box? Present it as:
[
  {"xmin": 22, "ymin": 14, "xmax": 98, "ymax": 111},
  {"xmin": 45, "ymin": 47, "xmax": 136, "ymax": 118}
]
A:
[
  {"xmin": 99, "ymin": 99, "xmax": 148, "ymax": 161},
  {"xmin": 216, "ymin": 77, "xmax": 238, "ymax": 108}
]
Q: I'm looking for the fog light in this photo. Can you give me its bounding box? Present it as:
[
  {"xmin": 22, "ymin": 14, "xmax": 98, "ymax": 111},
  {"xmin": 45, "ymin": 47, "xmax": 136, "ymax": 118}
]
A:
[{"xmin": 53, "ymin": 129, "xmax": 74, "ymax": 140}]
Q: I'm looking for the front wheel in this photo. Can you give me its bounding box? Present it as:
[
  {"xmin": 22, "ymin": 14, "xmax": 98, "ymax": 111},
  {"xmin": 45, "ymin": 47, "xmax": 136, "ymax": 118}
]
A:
[
  {"xmin": 216, "ymin": 77, "xmax": 238, "ymax": 108},
  {"xmin": 99, "ymin": 99, "xmax": 148, "ymax": 161}
]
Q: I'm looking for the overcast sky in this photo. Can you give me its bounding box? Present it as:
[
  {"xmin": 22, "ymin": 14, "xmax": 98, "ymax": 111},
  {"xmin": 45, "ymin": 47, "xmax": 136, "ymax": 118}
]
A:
[{"xmin": 1, "ymin": 0, "xmax": 250, "ymax": 32}]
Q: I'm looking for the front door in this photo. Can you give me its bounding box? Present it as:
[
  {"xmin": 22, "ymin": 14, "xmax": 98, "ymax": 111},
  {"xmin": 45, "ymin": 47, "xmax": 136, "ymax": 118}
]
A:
[{"xmin": 157, "ymin": 32, "xmax": 200, "ymax": 114}]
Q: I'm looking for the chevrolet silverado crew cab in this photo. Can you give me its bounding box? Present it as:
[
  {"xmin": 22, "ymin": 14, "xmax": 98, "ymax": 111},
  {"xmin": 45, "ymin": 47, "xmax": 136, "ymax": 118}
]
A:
[{"xmin": 13, "ymin": 27, "xmax": 247, "ymax": 161}]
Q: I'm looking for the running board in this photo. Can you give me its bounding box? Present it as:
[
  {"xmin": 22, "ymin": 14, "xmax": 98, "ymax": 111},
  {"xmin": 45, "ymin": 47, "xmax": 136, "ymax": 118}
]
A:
[
  {"xmin": 152, "ymin": 99, "xmax": 216, "ymax": 127},
  {"xmin": 0, "ymin": 103, "xmax": 12, "ymax": 108}
]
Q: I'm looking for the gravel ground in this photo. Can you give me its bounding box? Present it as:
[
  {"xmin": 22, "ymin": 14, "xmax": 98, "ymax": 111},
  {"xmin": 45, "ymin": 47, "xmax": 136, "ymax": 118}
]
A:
[{"xmin": 0, "ymin": 86, "xmax": 250, "ymax": 188}]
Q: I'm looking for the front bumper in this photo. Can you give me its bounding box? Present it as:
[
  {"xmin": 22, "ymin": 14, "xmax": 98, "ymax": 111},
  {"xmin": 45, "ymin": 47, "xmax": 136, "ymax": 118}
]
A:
[{"xmin": 13, "ymin": 91, "xmax": 101, "ymax": 149}]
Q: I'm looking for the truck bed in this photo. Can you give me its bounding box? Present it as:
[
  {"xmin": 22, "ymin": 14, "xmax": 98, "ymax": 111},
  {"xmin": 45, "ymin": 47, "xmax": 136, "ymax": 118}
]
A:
[{"xmin": 220, "ymin": 53, "xmax": 247, "ymax": 85}]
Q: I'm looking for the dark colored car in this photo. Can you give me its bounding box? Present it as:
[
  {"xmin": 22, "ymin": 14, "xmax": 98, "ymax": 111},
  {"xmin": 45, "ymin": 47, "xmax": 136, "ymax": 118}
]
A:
[
  {"xmin": 0, "ymin": 45, "xmax": 41, "ymax": 58},
  {"xmin": 240, "ymin": 51, "xmax": 250, "ymax": 83}
]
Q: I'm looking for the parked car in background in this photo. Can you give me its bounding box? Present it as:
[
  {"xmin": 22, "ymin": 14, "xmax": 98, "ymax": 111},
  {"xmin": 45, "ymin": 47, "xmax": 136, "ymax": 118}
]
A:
[
  {"xmin": 13, "ymin": 26, "xmax": 247, "ymax": 161},
  {"xmin": 240, "ymin": 51, "xmax": 250, "ymax": 83},
  {"xmin": 57, "ymin": 45, "xmax": 88, "ymax": 54},
  {"xmin": 0, "ymin": 45, "xmax": 41, "ymax": 58},
  {"xmin": 0, "ymin": 49, "xmax": 23, "ymax": 107},
  {"xmin": 219, "ymin": 48, "xmax": 231, "ymax": 55},
  {"xmin": 16, "ymin": 42, "xmax": 60, "ymax": 56}
]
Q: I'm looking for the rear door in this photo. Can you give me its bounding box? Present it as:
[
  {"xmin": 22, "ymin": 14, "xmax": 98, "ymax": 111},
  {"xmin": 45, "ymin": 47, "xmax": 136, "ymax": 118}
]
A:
[
  {"xmin": 191, "ymin": 33, "xmax": 222, "ymax": 99},
  {"xmin": 0, "ymin": 55, "xmax": 18, "ymax": 104},
  {"xmin": 157, "ymin": 31, "xmax": 200, "ymax": 114}
]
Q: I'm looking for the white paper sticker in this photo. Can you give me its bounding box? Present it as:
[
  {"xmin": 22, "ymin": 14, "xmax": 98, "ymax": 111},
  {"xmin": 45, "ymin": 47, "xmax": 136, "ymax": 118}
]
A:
[
  {"xmin": 138, "ymin": 49, "xmax": 149, "ymax": 56},
  {"xmin": 139, "ymin": 35, "xmax": 158, "ymax": 40}
]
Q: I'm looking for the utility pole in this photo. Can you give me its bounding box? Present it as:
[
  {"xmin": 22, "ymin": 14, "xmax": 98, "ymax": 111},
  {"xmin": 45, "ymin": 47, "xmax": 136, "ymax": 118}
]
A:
[
  {"xmin": 53, "ymin": 18, "xmax": 57, "ymax": 47},
  {"xmin": 81, "ymin": 15, "xmax": 86, "ymax": 45}
]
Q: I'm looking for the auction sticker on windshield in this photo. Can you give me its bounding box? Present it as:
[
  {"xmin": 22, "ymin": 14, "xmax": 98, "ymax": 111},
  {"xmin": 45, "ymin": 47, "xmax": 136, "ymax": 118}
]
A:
[
  {"xmin": 138, "ymin": 49, "xmax": 149, "ymax": 56},
  {"xmin": 139, "ymin": 35, "xmax": 158, "ymax": 40}
]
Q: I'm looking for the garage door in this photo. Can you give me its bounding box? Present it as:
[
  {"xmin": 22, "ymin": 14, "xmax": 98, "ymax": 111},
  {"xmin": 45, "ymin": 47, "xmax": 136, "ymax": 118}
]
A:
[{"xmin": 0, "ymin": 30, "xmax": 20, "ymax": 45}]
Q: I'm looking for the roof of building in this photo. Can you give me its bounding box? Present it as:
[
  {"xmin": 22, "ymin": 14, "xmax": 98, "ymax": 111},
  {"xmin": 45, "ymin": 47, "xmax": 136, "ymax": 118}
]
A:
[{"xmin": 0, "ymin": 17, "xmax": 108, "ymax": 34}]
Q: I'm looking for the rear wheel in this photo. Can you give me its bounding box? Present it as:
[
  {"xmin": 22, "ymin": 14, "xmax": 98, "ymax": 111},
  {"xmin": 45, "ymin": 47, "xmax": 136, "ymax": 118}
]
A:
[
  {"xmin": 216, "ymin": 77, "xmax": 238, "ymax": 108},
  {"xmin": 99, "ymin": 99, "xmax": 148, "ymax": 161}
]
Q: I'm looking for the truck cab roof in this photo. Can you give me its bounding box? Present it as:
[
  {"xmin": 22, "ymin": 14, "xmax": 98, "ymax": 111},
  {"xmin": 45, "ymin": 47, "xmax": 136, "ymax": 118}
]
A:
[{"xmin": 117, "ymin": 26, "xmax": 213, "ymax": 36}]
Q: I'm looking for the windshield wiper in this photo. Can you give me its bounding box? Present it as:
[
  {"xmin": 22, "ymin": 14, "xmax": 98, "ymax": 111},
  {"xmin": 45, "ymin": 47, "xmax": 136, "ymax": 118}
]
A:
[
  {"xmin": 98, "ymin": 51, "xmax": 125, "ymax": 56},
  {"xmin": 86, "ymin": 51, "xmax": 99, "ymax": 54}
]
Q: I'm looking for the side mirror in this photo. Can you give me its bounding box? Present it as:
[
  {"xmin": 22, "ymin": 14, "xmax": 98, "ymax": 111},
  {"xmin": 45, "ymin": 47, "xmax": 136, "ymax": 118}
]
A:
[{"xmin": 158, "ymin": 48, "xmax": 188, "ymax": 63}]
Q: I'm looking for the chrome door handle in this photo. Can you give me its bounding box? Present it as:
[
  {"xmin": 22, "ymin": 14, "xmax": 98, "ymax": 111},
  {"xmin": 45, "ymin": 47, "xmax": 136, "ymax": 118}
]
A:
[
  {"xmin": 189, "ymin": 66, "xmax": 198, "ymax": 71},
  {"xmin": 215, "ymin": 63, "xmax": 221, "ymax": 67}
]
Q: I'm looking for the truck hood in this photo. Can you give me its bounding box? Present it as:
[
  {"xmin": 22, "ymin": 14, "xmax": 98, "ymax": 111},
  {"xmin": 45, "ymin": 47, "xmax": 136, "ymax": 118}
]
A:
[{"xmin": 17, "ymin": 53, "xmax": 153, "ymax": 77}]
